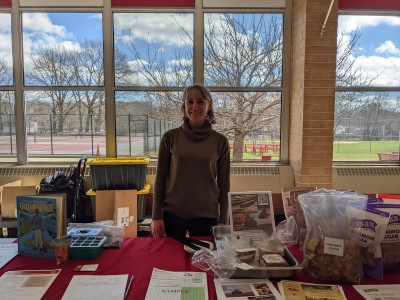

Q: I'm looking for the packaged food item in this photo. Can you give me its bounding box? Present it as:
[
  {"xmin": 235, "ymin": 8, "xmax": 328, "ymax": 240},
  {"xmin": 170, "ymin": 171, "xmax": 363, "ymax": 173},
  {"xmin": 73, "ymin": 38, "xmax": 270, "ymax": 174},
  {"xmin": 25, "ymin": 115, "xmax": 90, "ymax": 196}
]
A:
[
  {"xmin": 347, "ymin": 203, "xmax": 391, "ymax": 280},
  {"xmin": 368, "ymin": 203, "xmax": 400, "ymax": 274},
  {"xmin": 260, "ymin": 254, "xmax": 289, "ymax": 267},
  {"xmin": 299, "ymin": 189, "xmax": 367, "ymax": 283},
  {"xmin": 235, "ymin": 248, "xmax": 256, "ymax": 263},
  {"xmin": 258, "ymin": 238, "xmax": 285, "ymax": 258}
]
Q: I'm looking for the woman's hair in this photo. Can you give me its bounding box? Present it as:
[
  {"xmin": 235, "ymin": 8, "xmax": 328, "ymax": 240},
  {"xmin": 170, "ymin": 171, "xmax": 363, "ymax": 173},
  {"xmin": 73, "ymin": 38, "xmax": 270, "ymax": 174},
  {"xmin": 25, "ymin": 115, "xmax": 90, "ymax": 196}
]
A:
[{"xmin": 181, "ymin": 84, "xmax": 216, "ymax": 124}]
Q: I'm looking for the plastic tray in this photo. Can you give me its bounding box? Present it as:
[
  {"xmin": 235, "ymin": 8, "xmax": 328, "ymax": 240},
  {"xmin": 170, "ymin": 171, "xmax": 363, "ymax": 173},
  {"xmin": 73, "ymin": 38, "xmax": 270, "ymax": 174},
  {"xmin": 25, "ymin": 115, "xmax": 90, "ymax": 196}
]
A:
[
  {"xmin": 230, "ymin": 246, "xmax": 302, "ymax": 279},
  {"xmin": 69, "ymin": 236, "xmax": 107, "ymax": 259}
]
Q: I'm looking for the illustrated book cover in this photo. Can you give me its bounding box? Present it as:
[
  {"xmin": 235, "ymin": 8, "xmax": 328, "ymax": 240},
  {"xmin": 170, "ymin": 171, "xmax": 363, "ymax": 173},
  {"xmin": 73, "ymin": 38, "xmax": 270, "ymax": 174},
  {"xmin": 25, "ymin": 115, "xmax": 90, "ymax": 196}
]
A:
[{"xmin": 16, "ymin": 194, "xmax": 66, "ymax": 259}]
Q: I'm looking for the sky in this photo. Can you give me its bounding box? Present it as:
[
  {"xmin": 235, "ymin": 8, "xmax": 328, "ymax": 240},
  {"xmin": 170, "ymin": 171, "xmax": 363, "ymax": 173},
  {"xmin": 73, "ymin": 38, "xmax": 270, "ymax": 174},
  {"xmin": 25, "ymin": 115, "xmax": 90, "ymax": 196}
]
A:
[{"xmin": 0, "ymin": 12, "xmax": 399, "ymax": 87}]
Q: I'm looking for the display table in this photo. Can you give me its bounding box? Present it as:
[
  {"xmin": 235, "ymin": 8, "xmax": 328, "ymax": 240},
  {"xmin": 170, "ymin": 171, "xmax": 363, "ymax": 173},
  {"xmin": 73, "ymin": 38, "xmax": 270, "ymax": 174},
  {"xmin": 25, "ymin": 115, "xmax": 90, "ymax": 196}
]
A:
[{"xmin": 1, "ymin": 237, "xmax": 400, "ymax": 299}]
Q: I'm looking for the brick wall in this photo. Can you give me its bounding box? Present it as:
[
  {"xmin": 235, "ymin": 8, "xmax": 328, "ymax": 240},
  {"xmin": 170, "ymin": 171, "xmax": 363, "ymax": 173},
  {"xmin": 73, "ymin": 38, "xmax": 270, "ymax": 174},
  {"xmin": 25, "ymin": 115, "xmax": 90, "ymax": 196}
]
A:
[{"xmin": 290, "ymin": 0, "xmax": 338, "ymax": 188}]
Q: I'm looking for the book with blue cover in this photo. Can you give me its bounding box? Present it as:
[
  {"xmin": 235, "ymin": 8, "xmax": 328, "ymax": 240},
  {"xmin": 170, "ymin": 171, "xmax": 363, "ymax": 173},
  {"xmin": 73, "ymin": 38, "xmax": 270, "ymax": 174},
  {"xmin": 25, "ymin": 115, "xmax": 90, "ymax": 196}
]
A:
[{"xmin": 16, "ymin": 194, "xmax": 66, "ymax": 259}]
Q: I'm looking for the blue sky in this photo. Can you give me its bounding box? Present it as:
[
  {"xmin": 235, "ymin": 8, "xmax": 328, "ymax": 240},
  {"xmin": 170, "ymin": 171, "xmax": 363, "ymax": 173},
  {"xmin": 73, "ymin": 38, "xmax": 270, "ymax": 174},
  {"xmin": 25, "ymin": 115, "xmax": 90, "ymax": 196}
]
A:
[{"xmin": 0, "ymin": 12, "xmax": 399, "ymax": 87}]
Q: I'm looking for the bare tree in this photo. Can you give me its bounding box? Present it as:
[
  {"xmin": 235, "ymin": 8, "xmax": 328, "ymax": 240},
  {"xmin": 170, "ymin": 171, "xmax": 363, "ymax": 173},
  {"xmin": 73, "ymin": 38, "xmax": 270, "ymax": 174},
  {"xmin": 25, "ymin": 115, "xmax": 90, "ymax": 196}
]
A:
[
  {"xmin": 0, "ymin": 60, "xmax": 14, "ymax": 133},
  {"xmin": 125, "ymin": 13, "xmax": 283, "ymax": 161},
  {"xmin": 25, "ymin": 44, "xmax": 77, "ymax": 133},
  {"xmin": 334, "ymin": 25, "xmax": 398, "ymax": 139},
  {"xmin": 204, "ymin": 14, "xmax": 282, "ymax": 160}
]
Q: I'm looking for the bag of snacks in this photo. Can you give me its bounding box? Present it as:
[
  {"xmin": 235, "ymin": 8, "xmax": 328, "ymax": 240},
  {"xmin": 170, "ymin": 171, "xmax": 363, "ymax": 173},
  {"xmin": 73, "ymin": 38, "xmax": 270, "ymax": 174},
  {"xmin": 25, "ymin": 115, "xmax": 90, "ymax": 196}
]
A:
[
  {"xmin": 368, "ymin": 203, "xmax": 400, "ymax": 274},
  {"xmin": 299, "ymin": 189, "xmax": 367, "ymax": 283},
  {"xmin": 347, "ymin": 202, "xmax": 390, "ymax": 280}
]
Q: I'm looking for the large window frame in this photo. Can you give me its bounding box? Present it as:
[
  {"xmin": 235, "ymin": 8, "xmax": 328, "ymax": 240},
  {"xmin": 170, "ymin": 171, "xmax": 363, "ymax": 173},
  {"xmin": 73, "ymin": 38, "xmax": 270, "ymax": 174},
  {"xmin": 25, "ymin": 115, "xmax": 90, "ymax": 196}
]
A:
[
  {"xmin": 335, "ymin": 9, "xmax": 400, "ymax": 163},
  {"xmin": 3, "ymin": 0, "xmax": 291, "ymax": 164}
]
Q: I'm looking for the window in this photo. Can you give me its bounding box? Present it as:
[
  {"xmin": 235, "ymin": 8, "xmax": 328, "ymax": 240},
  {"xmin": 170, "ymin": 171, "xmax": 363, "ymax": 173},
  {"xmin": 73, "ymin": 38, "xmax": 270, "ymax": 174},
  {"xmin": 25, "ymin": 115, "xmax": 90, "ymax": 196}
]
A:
[
  {"xmin": 1, "ymin": 2, "xmax": 289, "ymax": 163},
  {"xmin": 0, "ymin": 12, "xmax": 15, "ymax": 156},
  {"xmin": 22, "ymin": 12, "xmax": 105, "ymax": 157},
  {"xmin": 204, "ymin": 13, "xmax": 283, "ymax": 161},
  {"xmin": 335, "ymin": 15, "xmax": 400, "ymax": 162}
]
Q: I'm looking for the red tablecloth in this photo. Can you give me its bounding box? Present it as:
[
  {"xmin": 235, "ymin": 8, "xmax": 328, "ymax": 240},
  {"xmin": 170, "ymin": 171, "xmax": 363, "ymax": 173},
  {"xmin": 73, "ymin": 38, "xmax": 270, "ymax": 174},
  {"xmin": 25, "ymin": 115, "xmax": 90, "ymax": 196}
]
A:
[{"xmin": 1, "ymin": 237, "xmax": 400, "ymax": 299}]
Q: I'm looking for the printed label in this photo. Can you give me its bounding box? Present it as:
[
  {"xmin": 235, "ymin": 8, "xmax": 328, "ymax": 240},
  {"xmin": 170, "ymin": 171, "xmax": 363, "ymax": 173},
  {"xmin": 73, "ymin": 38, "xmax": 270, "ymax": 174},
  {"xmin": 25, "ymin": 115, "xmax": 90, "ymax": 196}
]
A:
[{"xmin": 324, "ymin": 237, "xmax": 344, "ymax": 256}]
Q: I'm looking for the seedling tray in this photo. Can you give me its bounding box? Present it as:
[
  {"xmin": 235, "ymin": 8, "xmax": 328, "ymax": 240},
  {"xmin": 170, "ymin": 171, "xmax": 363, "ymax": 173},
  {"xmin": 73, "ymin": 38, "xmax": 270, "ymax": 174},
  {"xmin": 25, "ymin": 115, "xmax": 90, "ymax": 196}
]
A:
[{"xmin": 69, "ymin": 236, "xmax": 107, "ymax": 259}]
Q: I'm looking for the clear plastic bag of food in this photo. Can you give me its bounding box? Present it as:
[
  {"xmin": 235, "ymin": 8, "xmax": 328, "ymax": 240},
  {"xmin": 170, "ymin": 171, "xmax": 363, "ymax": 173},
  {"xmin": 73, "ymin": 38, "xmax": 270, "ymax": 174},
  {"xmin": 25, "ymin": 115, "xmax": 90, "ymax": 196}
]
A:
[{"xmin": 299, "ymin": 189, "xmax": 367, "ymax": 283}]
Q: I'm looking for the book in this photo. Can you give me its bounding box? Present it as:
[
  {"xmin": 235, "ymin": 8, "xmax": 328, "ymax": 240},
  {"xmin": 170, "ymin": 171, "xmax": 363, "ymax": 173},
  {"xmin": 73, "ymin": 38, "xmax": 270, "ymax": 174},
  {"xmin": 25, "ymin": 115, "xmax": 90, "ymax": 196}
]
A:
[
  {"xmin": 278, "ymin": 280, "xmax": 347, "ymax": 300},
  {"xmin": 16, "ymin": 194, "xmax": 66, "ymax": 259},
  {"xmin": 214, "ymin": 278, "xmax": 283, "ymax": 300}
]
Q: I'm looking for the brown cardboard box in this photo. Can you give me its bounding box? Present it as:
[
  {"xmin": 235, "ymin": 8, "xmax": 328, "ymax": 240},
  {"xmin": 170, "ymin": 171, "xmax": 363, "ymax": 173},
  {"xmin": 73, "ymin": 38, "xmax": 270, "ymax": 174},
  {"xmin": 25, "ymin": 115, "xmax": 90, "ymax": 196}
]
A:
[
  {"xmin": 95, "ymin": 189, "xmax": 138, "ymax": 237},
  {"xmin": 0, "ymin": 181, "xmax": 38, "ymax": 218}
]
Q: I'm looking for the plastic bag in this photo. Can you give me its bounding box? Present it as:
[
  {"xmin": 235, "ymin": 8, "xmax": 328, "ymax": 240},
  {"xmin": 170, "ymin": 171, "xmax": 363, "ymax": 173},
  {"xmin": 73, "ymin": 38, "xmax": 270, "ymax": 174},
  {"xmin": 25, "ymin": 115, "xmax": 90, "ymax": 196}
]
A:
[
  {"xmin": 191, "ymin": 237, "xmax": 237, "ymax": 278},
  {"xmin": 275, "ymin": 215, "xmax": 298, "ymax": 247},
  {"xmin": 299, "ymin": 189, "xmax": 367, "ymax": 283},
  {"xmin": 67, "ymin": 221, "xmax": 124, "ymax": 248}
]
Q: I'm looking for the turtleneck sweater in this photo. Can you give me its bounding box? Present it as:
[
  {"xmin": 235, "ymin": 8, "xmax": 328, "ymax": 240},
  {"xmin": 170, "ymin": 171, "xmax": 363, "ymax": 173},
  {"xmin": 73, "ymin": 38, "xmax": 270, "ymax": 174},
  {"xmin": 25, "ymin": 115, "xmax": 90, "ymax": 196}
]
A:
[{"xmin": 152, "ymin": 120, "xmax": 231, "ymax": 224}]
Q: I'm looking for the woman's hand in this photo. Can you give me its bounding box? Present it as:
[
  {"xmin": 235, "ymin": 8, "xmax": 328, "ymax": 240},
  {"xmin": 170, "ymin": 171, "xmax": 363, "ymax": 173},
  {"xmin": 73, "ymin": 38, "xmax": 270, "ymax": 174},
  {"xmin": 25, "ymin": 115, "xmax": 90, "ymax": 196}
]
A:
[{"xmin": 151, "ymin": 219, "xmax": 166, "ymax": 238}]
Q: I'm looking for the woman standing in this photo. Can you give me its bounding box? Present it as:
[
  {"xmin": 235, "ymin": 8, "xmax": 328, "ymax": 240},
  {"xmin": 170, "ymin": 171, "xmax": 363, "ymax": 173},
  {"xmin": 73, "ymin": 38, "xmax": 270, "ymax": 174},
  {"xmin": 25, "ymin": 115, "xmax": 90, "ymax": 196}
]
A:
[{"xmin": 151, "ymin": 84, "xmax": 230, "ymax": 238}]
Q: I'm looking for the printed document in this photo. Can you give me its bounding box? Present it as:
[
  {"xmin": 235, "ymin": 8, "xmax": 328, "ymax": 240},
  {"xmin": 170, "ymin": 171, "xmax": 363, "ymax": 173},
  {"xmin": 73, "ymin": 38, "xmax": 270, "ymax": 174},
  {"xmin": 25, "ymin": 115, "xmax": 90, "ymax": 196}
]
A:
[
  {"xmin": 214, "ymin": 278, "xmax": 283, "ymax": 300},
  {"xmin": 0, "ymin": 239, "xmax": 18, "ymax": 269},
  {"xmin": 353, "ymin": 284, "xmax": 400, "ymax": 300},
  {"xmin": 145, "ymin": 268, "xmax": 208, "ymax": 300},
  {"xmin": 62, "ymin": 274, "xmax": 128, "ymax": 300},
  {"xmin": 0, "ymin": 269, "xmax": 61, "ymax": 300}
]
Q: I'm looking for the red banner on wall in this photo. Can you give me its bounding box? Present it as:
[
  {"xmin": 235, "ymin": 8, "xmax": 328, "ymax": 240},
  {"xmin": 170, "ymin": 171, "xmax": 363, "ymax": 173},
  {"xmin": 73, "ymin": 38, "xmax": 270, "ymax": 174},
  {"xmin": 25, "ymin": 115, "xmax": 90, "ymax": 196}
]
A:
[
  {"xmin": 339, "ymin": 0, "xmax": 400, "ymax": 10},
  {"xmin": 112, "ymin": 0, "xmax": 194, "ymax": 7},
  {"xmin": 0, "ymin": 0, "xmax": 11, "ymax": 7}
]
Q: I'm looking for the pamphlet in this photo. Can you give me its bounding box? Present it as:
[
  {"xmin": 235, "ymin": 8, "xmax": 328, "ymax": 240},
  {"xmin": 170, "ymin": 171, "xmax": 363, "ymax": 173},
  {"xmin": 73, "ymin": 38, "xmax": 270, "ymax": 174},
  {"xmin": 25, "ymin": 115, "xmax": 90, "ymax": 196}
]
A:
[
  {"xmin": 353, "ymin": 284, "xmax": 400, "ymax": 300},
  {"xmin": 0, "ymin": 269, "xmax": 61, "ymax": 300},
  {"xmin": 214, "ymin": 278, "xmax": 283, "ymax": 300},
  {"xmin": 145, "ymin": 268, "xmax": 208, "ymax": 300},
  {"xmin": 278, "ymin": 280, "xmax": 347, "ymax": 300}
]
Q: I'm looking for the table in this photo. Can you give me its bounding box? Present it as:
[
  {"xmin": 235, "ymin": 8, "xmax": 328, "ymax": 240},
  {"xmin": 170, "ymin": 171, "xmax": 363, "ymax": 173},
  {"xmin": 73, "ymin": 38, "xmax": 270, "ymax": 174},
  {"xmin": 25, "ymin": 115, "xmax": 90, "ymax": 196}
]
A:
[{"xmin": 1, "ymin": 237, "xmax": 400, "ymax": 299}]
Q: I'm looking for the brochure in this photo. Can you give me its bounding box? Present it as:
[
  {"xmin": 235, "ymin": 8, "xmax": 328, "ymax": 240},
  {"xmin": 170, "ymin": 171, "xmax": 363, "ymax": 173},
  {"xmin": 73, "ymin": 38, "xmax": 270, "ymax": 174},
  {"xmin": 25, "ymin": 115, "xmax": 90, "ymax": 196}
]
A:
[
  {"xmin": 214, "ymin": 278, "xmax": 283, "ymax": 300},
  {"xmin": 278, "ymin": 280, "xmax": 347, "ymax": 300}
]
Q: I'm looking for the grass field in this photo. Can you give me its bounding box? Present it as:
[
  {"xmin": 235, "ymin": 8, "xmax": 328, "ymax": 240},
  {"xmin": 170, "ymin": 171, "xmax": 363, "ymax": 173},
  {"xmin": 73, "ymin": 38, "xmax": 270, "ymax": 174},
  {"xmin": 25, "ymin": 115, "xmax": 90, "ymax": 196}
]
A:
[
  {"xmin": 230, "ymin": 140, "xmax": 399, "ymax": 161},
  {"xmin": 333, "ymin": 140, "xmax": 399, "ymax": 161}
]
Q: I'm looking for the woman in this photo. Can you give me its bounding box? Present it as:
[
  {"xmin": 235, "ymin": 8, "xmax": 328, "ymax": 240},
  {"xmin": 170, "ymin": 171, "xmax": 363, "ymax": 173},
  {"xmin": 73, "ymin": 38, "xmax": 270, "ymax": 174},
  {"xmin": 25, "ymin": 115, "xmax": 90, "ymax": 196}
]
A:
[{"xmin": 151, "ymin": 84, "xmax": 230, "ymax": 238}]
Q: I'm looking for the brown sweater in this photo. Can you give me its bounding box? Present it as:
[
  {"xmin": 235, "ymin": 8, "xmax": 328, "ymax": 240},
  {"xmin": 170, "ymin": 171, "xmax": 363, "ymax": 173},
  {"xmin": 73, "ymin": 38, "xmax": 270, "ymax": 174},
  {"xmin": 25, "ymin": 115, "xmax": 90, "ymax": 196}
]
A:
[{"xmin": 152, "ymin": 120, "xmax": 230, "ymax": 224}]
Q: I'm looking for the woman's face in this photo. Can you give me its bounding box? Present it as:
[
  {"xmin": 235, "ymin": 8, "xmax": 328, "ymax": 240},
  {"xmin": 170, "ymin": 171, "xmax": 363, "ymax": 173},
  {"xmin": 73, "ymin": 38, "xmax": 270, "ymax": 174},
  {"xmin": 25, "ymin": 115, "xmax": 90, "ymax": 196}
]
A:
[{"xmin": 184, "ymin": 88, "xmax": 211, "ymax": 128}]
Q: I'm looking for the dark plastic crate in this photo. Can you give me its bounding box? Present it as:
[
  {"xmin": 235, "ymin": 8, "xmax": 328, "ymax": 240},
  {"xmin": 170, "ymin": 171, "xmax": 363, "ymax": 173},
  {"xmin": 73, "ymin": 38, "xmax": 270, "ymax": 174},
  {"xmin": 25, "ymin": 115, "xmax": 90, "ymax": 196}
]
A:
[{"xmin": 87, "ymin": 158, "xmax": 149, "ymax": 191}]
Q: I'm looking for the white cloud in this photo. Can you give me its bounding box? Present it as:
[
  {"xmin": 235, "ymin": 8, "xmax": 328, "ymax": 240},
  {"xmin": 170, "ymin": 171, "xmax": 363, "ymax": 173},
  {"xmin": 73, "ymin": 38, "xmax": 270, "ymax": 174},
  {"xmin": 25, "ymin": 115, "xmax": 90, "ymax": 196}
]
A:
[
  {"xmin": 376, "ymin": 40, "xmax": 400, "ymax": 55},
  {"xmin": 23, "ymin": 13, "xmax": 69, "ymax": 37},
  {"xmin": 352, "ymin": 55, "xmax": 400, "ymax": 86},
  {"xmin": 338, "ymin": 15, "xmax": 400, "ymax": 34},
  {"xmin": 0, "ymin": 14, "xmax": 12, "ymax": 68},
  {"xmin": 114, "ymin": 13, "xmax": 193, "ymax": 46}
]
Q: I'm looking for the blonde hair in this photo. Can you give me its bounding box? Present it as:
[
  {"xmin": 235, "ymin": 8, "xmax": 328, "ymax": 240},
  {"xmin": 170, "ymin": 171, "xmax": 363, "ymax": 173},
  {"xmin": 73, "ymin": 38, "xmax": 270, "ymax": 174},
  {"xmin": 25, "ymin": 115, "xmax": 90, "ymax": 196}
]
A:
[{"xmin": 181, "ymin": 84, "xmax": 216, "ymax": 124}]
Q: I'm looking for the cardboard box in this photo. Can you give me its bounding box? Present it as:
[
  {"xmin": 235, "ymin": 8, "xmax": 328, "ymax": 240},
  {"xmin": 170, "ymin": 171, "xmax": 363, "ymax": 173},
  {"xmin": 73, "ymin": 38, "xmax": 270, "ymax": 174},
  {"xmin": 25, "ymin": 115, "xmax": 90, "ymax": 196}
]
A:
[
  {"xmin": 95, "ymin": 189, "xmax": 138, "ymax": 237},
  {"xmin": 0, "ymin": 181, "xmax": 38, "ymax": 218}
]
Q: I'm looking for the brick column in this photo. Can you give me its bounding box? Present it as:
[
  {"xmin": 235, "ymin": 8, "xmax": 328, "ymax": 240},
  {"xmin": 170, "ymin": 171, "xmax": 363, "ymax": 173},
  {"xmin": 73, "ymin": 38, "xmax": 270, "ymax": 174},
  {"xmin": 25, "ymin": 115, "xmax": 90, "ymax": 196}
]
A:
[{"xmin": 289, "ymin": 0, "xmax": 338, "ymax": 188}]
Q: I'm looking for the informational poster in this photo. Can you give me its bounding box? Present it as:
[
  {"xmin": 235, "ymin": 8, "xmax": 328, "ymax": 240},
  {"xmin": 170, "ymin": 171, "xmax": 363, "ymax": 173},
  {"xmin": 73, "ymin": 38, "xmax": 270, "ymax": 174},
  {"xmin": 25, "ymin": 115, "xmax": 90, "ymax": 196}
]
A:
[{"xmin": 229, "ymin": 191, "xmax": 275, "ymax": 245}]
